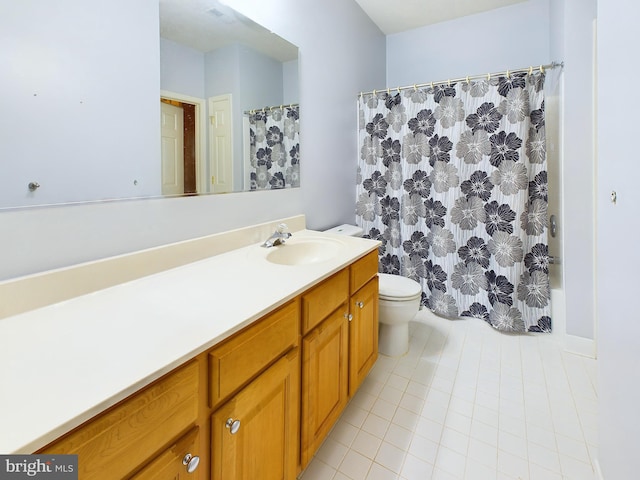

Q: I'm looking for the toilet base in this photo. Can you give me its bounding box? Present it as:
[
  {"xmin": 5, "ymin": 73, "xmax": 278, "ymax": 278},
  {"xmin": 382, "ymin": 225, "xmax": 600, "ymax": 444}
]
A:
[{"xmin": 378, "ymin": 322, "xmax": 409, "ymax": 357}]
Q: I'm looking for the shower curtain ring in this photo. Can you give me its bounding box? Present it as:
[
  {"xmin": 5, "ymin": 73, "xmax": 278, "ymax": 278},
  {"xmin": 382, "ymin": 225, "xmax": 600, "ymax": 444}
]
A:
[
  {"xmin": 413, "ymin": 84, "xmax": 417, "ymax": 91},
  {"xmin": 466, "ymin": 76, "xmax": 470, "ymax": 84},
  {"xmin": 487, "ymin": 73, "xmax": 491, "ymax": 81},
  {"xmin": 540, "ymin": 64, "xmax": 544, "ymax": 73},
  {"xmin": 506, "ymin": 70, "xmax": 510, "ymax": 78},
  {"xmin": 447, "ymin": 79, "xmax": 451, "ymax": 86},
  {"xmin": 373, "ymin": 89, "xmax": 376, "ymax": 96},
  {"xmin": 387, "ymin": 87, "xmax": 390, "ymax": 94},
  {"xmin": 529, "ymin": 66, "xmax": 533, "ymax": 75}
]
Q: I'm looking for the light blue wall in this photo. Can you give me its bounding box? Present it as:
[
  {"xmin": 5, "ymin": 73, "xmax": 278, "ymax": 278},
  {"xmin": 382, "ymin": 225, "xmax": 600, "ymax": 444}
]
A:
[
  {"xmin": 160, "ymin": 38, "xmax": 206, "ymax": 98},
  {"xmin": 237, "ymin": 45, "xmax": 284, "ymax": 110},
  {"xmin": 0, "ymin": 0, "xmax": 161, "ymax": 208},
  {"xmin": 597, "ymin": 1, "xmax": 640, "ymax": 477},
  {"xmin": 204, "ymin": 44, "xmax": 239, "ymax": 99},
  {"xmin": 283, "ymin": 59, "xmax": 300, "ymax": 104},
  {"xmin": 0, "ymin": 0, "xmax": 385, "ymax": 280},
  {"xmin": 386, "ymin": 0, "xmax": 550, "ymax": 86}
]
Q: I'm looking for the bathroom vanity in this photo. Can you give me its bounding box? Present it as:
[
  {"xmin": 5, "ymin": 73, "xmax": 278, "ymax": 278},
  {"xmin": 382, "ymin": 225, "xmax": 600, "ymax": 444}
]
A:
[{"xmin": 0, "ymin": 218, "xmax": 379, "ymax": 479}]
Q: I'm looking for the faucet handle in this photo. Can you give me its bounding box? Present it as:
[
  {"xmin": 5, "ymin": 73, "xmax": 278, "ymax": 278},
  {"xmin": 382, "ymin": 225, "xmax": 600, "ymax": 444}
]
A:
[{"xmin": 276, "ymin": 223, "xmax": 289, "ymax": 233}]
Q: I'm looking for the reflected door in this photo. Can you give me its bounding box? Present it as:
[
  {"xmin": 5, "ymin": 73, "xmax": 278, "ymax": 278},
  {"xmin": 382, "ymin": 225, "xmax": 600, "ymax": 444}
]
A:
[
  {"xmin": 161, "ymin": 102, "xmax": 184, "ymax": 196},
  {"xmin": 209, "ymin": 94, "xmax": 233, "ymax": 193}
]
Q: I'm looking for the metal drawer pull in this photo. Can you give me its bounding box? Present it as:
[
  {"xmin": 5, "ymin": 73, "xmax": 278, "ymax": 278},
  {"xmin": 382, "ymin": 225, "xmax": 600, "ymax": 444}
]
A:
[
  {"xmin": 225, "ymin": 418, "xmax": 241, "ymax": 434},
  {"xmin": 182, "ymin": 453, "xmax": 200, "ymax": 473},
  {"xmin": 356, "ymin": 301, "xmax": 364, "ymax": 308}
]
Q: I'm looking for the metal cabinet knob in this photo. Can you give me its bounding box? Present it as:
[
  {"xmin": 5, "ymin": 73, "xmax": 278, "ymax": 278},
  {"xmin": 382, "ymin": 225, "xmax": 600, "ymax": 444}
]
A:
[
  {"xmin": 344, "ymin": 313, "xmax": 353, "ymax": 322},
  {"xmin": 225, "ymin": 418, "xmax": 241, "ymax": 434},
  {"xmin": 182, "ymin": 453, "xmax": 200, "ymax": 473},
  {"xmin": 356, "ymin": 301, "xmax": 364, "ymax": 309}
]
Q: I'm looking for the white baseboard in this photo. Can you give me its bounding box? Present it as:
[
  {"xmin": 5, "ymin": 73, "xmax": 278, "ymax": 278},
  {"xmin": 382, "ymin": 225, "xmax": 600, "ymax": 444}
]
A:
[{"xmin": 565, "ymin": 333, "xmax": 597, "ymax": 358}]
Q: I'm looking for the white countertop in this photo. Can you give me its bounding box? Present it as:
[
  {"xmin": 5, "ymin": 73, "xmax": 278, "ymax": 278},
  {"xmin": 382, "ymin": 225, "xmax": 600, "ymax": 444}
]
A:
[{"xmin": 0, "ymin": 229, "xmax": 378, "ymax": 454}]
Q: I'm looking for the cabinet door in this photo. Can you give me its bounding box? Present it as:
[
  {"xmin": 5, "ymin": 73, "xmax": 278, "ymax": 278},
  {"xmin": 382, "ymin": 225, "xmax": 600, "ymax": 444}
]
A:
[
  {"xmin": 211, "ymin": 348, "xmax": 300, "ymax": 480},
  {"xmin": 131, "ymin": 427, "xmax": 201, "ymax": 479},
  {"xmin": 349, "ymin": 276, "xmax": 379, "ymax": 396},
  {"xmin": 300, "ymin": 306, "xmax": 349, "ymax": 468}
]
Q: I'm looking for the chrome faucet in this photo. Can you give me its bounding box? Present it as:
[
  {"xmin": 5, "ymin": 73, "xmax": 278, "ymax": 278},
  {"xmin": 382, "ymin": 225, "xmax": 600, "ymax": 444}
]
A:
[{"xmin": 261, "ymin": 223, "xmax": 292, "ymax": 247}]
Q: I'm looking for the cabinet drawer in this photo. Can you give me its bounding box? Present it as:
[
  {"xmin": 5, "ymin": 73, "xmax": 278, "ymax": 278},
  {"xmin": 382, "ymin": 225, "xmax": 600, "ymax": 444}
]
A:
[
  {"xmin": 131, "ymin": 427, "xmax": 201, "ymax": 479},
  {"xmin": 301, "ymin": 269, "xmax": 349, "ymax": 335},
  {"xmin": 209, "ymin": 299, "xmax": 300, "ymax": 408},
  {"xmin": 350, "ymin": 250, "xmax": 379, "ymax": 294},
  {"xmin": 40, "ymin": 361, "xmax": 199, "ymax": 480}
]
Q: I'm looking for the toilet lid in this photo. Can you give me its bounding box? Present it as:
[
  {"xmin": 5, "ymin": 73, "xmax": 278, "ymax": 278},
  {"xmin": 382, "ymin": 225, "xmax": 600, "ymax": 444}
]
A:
[{"xmin": 378, "ymin": 273, "xmax": 422, "ymax": 300}]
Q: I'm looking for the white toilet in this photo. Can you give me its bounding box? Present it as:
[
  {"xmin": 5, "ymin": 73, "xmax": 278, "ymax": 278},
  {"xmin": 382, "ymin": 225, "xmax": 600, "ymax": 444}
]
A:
[
  {"xmin": 377, "ymin": 273, "xmax": 422, "ymax": 356},
  {"xmin": 324, "ymin": 225, "xmax": 423, "ymax": 357}
]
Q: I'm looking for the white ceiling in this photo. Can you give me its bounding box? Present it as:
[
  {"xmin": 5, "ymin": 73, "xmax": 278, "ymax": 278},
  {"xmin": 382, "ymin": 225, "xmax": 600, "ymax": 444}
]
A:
[{"xmin": 353, "ymin": 0, "xmax": 527, "ymax": 35}]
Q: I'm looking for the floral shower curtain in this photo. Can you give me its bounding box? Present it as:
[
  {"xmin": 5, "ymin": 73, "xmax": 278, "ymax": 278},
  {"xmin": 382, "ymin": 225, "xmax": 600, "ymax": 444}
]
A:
[
  {"xmin": 248, "ymin": 105, "xmax": 300, "ymax": 190},
  {"xmin": 355, "ymin": 72, "xmax": 551, "ymax": 333}
]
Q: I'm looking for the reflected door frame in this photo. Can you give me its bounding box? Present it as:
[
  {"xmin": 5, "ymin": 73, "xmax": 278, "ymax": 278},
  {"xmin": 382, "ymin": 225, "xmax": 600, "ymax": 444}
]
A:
[{"xmin": 160, "ymin": 90, "xmax": 207, "ymax": 195}]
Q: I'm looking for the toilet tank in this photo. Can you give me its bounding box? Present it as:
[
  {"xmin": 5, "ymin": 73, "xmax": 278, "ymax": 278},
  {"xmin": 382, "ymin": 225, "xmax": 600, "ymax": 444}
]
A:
[{"xmin": 323, "ymin": 224, "xmax": 363, "ymax": 237}]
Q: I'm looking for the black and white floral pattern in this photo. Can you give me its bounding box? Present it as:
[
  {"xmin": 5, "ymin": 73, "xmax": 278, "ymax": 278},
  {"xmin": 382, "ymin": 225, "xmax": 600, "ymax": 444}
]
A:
[
  {"xmin": 248, "ymin": 106, "xmax": 300, "ymax": 190},
  {"xmin": 356, "ymin": 73, "xmax": 551, "ymax": 333}
]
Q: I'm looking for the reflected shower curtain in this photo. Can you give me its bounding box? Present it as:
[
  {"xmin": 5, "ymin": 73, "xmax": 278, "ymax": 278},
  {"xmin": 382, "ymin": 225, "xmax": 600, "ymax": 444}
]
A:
[
  {"xmin": 248, "ymin": 106, "xmax": 300, "ymax": 190},
  {"xmin": 355, "ymin": 73, "xmax": 551, "ymax": 333}
]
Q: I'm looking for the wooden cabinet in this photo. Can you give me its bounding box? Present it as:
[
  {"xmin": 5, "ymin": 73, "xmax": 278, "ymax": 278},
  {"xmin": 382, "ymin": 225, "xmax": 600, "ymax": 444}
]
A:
[
  {"xmin": 130, "ymin": 427, "xmax": 201, "ymax": 479},
  {"xmin": 301, "ymin": 305, "xmax": 350, "ymax": 466},
  {"xmin": 209, "ymin": 300, "xmax": 300, "ymax": 480},
  {"xmin": 36, "ymin": 249, "xmax": 378, "ymax": 480},
  {"xmin": 349, "ymin": 275, "xmax": 379, "ymax": 396},
  {"xmin": 301, "ymin": 268, "xmax": 349, "ymax": 334},
  {"xmin": 211, "ymin": 348, "xmax": 300, "ymax": 480},
  {"xmin": 39, "ymin": 361, "xmax": 200, "ymax": 480},
  {"xmin": 208, "ymin": 299, "xmax": 300, "ymax": 409},
  {"xmin": 300, "ymin": 250, "xmax": 379, "ymax": 468}
]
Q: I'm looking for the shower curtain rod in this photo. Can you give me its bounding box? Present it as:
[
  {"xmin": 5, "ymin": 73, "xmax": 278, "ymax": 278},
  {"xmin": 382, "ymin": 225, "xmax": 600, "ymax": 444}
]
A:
[
  {"xmin": 244, "ymin": 103, "xmax": 299, "ymax": 115},
  {"xmin": 359, "ymin": 61, "xmax": 564, "ymax": 97}
]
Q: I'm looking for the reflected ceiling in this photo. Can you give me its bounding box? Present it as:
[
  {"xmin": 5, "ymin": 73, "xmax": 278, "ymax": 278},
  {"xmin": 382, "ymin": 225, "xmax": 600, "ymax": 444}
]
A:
[{"xmin": 159, "ymin": 0, "xmax": 298, "ymax": 61}]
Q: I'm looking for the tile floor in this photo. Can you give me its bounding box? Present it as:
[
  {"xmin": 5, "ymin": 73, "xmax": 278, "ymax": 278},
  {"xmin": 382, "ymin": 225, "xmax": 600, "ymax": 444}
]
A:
[{"xmin": 298, "ymin": 310, "xmax": 598, "ymax": 480}]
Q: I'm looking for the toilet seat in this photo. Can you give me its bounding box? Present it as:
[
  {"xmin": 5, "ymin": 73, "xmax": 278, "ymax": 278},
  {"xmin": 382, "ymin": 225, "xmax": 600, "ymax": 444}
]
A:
[{"xmin": 378, "ymin": 273, "xmax": 422, "ymax": 301}]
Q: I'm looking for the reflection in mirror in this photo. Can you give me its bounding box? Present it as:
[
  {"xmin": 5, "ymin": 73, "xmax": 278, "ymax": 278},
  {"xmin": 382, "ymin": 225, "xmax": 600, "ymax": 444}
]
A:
[
  {"xmin": 0, "ymin": 0, "xmax": 299, "ymax": 210},
  {"xmin": 159, "ymin": 0, "xmax": 300, "ymax": 195}
]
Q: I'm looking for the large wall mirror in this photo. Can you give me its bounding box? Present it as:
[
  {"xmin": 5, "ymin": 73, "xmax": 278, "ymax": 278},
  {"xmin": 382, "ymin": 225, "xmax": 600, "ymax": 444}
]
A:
[
  {"xmin": 159, "ymin": 0, "xmax": 300, "ymax": 195},
  {"xmin": 0, "ymin": 0, "xmax": 299, "ymax": 210}
]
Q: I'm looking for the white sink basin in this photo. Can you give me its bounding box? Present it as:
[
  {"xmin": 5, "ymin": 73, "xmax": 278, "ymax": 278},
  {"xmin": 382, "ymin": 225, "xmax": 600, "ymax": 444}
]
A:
[{"xmin": 265, "ymin": 237, "xmax": 344, "ymax": 266}]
